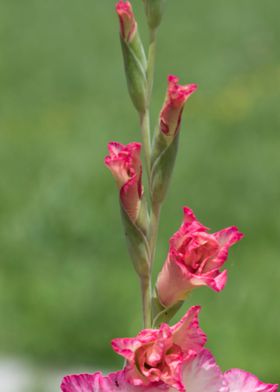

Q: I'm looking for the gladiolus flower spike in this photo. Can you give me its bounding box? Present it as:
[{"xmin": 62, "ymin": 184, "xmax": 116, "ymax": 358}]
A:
[{"xmin": 60, "ymin": 2, "xmax": 278, "ymax": 392}]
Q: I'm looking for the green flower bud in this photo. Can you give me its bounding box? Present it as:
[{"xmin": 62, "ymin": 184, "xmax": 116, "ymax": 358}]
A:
[{"xmin": 143, "ymin": 0, "xmax": 166, "ymax": 30}]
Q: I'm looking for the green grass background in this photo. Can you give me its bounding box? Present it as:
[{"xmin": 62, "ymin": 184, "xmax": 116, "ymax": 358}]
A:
[{"xmin": 0, "ymin": 0, "xmax": 279, "ymax": 384}]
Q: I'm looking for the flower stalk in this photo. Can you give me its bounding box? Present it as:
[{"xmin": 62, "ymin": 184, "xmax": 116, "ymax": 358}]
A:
[
  {"xmin": 140, "ymin": 274, "xmax": 152, "ymax": 329},
  {"xmin": 147, "ymin": 28, "xmax": 157, "ymax": 105},
  {"xmin": 138, "ymin": 19, "xmax": 161, "ymax": 330},
  {"xmin": 61, "ymin": 2, "xmax": 278, "ymax": 391}
]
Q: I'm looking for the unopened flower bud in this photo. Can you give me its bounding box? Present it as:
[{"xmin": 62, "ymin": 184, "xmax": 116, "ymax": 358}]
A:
[
  {"xmin": 116, "ymin": 1, "xmax": 147, "ymax": 114},
  {"xmin": 160, "ymin": 75, "xmax": 197, "ymax": 138},
  {"xmin": 116, "ymin": 0, "xmax": 137, "ymax": 43},
  {"xmin": 105, "ymin": 141, "xmax": 143, "ymax": 223},
  {"xmin": 143, "ymin": 0, "xmax": 166, "ymax": 30},
  {"xmin": 150, "ymin": 75, "xmax": 197, "ymax": 205},
  {"xmin": 105, "ymin": 141, "xmax": 150, "ymax": 277}
]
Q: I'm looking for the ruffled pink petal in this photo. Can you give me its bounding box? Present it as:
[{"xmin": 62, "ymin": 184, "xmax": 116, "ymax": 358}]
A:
[
  {"xmin": 207, "ymin": 269, "xmax": 228, "ymax": 292},
  {"xmin": 213, "ymin": 227, "xmax": 244, "ymax": 268},
  {"xmin": 61, "ymin": 371, "xmax": 114, "ymax": 392},
  {"xmin": 108, "ymin": 141, "xmax": 125, "ymax": 155},
  {"xmin": 105, "ymin": 142, "xmax": 141, "ymax": 184},
  {"xmin": 61, "ymin": 370, "xmax": 167, "ymax": 392},
  {"xmin": 146, "ymin": 324, "xmax": 173, "ymax": 367},
  {"xmin": 110, "ymin": 371, "xmax": 168, "ymax": 391},
  {"xmin": 214, "ymin": 227, "xmax": 244, "ymax": 248},
  {"xmin": 188, "ymin": 269, "xmax": 228, "ymax": 292},
  {"xmin": 171, "ymin": 306, "xmax": 207, "ymax": 356},
  {"xmin": 169, "ymin": 208, "xmax": 208, "ymax": 251},
  {"xmin": 180, "ymin": 349, "xmax": 229, "ymax": 392},
  {"xmin": 224, "ymin": 369, "xmax": 278, "ymax": 392},
  {"xmin": 160, "ymin": 76, "xmax": 197, "ymax": 136},
  {"xmin": 182, "ymin": 207, "xmax": 208, "ymax": 232},
  {"xmin": 112, "ymin": 336, "xmax": 142, "ymax": 362}
]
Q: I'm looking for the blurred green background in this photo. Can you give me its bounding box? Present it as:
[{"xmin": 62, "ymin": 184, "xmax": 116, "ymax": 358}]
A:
[{"xmin": 0, "ymin": 0, "xmax": 279, "ymax": 386}]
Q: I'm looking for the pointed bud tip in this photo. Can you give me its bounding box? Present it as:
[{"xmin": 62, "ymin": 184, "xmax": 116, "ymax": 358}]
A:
[{"xmin": 115, "ymin": 0, "xmax": 132, "ymax": 14}]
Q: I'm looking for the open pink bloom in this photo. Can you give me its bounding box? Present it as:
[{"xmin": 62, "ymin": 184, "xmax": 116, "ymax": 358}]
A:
[
  {"xmin": 160, "ymin": 75, "xmax": 197, "ymax": 137},
  {"xmin": 116, "ymin": 0, "xmax": 137, "ymax": 43},
  {"xmin": 60, "ymin": 350, "xmax": 278, "ymax": 392},
  {"xmin": 105, "ymin": 142, "xmax": 143, "ymax": 223},
  {"xmin": 112, "ymin": 306, "xmax": 206, "ymax": 392},
  {"xmin": 224, "ymin": 369, "xmax": 278, "ymax": 392},
  {"xmin": 156, "ymin": 206, "xmax": 244, "ymax": 307}
]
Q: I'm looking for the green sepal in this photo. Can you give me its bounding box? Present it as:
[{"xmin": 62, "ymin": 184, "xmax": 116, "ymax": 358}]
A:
[
  {"xmin": 152, "ymin": 294, "xmax": 183, "ymax": 328},
  {"xmin": 120, "ymin": 203, "xmax": 150, "ymax": 278},
  {"xmin": 120, "ymin": 33, "xmax": 147, "ymax": 114},
  {"xmin": 150, "ymin": 131, "xmax": 180, "ymax": 205},
  {"xmin": 143, "ymin": 0, "xmax": 166, "ymax": 30}
]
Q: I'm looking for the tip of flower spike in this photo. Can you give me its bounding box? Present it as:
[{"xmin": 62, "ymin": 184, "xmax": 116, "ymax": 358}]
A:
[{"xmin": 115, "ymin": 0, "xmax": 132, "ymax": 13}]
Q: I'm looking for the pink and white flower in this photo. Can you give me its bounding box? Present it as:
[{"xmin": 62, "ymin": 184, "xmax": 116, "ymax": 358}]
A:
[
  {"xmin": 105, "ymin": 142, "xmax": 143, "ymax": 223},
  {"xmin": 159, "ymin": 75, "xmax": 197, "ymax": 137},
  {"xmin": 111, "ymin": 306, "xmax": 206, "ymax": 391},
  {"xmin": 156, "ymin": 206, "xmax": 244, "ymax": 307},
  {"xmin": 116, "ymin": 0, "xmax": 137, "ymax": 43},
  {"xmin": 224, "ymin": 369, "xmax": 278, "ymax": 392},
  {"xmin": 60, "ymin": 349, "xmax": 278, "ymax": 392}
]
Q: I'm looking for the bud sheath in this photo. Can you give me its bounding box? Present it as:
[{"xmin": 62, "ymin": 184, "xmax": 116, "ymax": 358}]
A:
[{"xmin": 116, "ymin": 1, "xmax": 147, "ymax": 114}]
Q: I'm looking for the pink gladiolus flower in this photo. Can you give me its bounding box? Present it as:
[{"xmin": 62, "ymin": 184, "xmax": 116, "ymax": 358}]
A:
[
  {"xmin": 224, "ymin": 369, "xmax": 278, "ymax": 392},
  {"xmin": 60, "ymin": 350, "xmax": 278, "ymax": 392},
  {"xmin": 156, "ymin": 206, "xmax": 244, "ymax": 307},
  {"xmin": 160, "ymin": 75, "xmax": 197, "ymax": 137},
  {"xmin": 105, "ymin": 142, "xmax": 143, "ymax": 223},
  {"xmin": 116, "ymin": 0, "xmax": 137, "ymax": 43},
  {"xmin": 111, "ymin": 306, "xmax": 206, "ymax": 392}
]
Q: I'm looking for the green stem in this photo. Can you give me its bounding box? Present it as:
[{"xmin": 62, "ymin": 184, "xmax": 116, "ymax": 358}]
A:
[
  {"xmin": 149, "ymin": 201, "xmax": 161, "ymax": 265},
  {"xmin": 139, "ymin": 28, "xmax": 159, "ymax": 330},
  {"xmin": 139, "ymin": 29, "xmax": 157, "ymax": 180},
  {"xmin": 140, "ymin": 275, "xmax": 152, "ymax": 328},
  {"xmin": 140, "ymin": 110, "xmax": 151, "ymax": 177},
  {"xmin": 147, "ymin": 28, "xmax": 157, "ymax": 105},
  {"xmin": 146, "ymin": 27, "xmax": 161, "ymax": 265}
]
